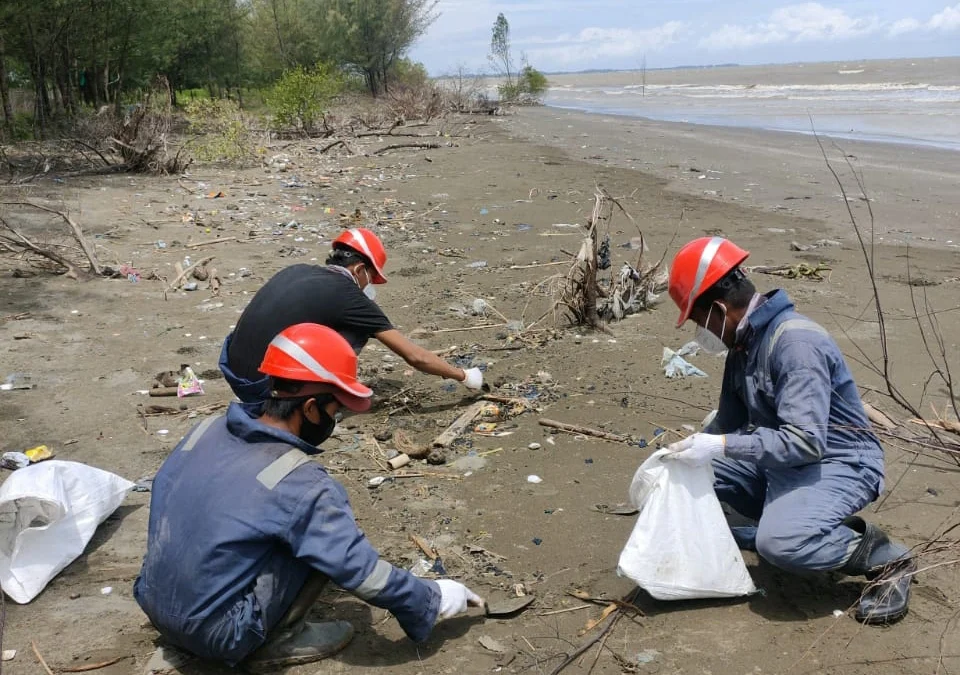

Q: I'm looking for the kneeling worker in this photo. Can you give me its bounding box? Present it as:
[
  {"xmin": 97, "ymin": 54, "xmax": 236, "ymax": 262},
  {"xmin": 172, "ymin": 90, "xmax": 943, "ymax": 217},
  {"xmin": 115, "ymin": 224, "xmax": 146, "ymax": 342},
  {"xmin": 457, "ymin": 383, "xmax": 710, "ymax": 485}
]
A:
[
  {"xmin": 135, "ymin": 323, "xmax": 483, "ymax": 670},
  {"xmin": 220, "ymin": 227, "xmax": 484, "ymax": 405},
  {"xmin": 664, "ymin": 237, "xmax": 915, "ymax": 624}
]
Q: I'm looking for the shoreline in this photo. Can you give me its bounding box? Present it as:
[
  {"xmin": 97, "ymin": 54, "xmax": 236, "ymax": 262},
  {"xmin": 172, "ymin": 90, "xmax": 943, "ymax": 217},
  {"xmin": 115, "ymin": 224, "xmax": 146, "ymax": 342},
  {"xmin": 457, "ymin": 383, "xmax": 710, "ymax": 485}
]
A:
[
  {"xmin": 543, "ymin": 102, "xmax": 960, "ymax": 153},
  {"xmin": 503, "ymin": 106, "xmax": 960, "ymax": 250}
]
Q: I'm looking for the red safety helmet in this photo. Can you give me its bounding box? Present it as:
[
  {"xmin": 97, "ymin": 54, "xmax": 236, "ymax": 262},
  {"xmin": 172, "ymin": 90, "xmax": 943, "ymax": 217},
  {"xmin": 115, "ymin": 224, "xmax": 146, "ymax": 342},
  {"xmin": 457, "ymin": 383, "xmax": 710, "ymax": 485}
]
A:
[
  {"xmin": 668, "ymin": 237, "xmax": 750, "ymax": 327},
  {"xmin": 332, "ymin": 227, "xmax": 388, "ymax": 284},
  {"xmin": 259, "ymin": 323, "xmax": 373, "ymax": 412}
]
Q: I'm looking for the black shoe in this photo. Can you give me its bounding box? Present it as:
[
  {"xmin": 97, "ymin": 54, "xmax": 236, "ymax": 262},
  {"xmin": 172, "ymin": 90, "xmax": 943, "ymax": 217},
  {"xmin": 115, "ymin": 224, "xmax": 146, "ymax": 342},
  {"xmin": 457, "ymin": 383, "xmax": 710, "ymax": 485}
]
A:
[
  {"xmin": 244, "ymin": 620, "xmax": 354, "ymax": 672},
  {"xmin": 842, "ymin": 516, "xmax": 914, "ymax": 624}
]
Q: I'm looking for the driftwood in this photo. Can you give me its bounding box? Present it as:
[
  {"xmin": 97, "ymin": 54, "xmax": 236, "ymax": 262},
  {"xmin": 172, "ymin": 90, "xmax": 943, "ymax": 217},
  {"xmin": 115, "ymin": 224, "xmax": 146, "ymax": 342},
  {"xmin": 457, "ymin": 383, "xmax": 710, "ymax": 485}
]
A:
[
  {"xmin": 186, "ymin": 236, "xmax": 236, "ymax": 250},
  {"xmin": 166, "ymin": 255, "xmax": 215, "ymax": 292},
  {"xmin": 863, "ymin": 402, "xmax": 897, "ymax": 430},
  {"xmin": 432, "ymin": 401, "xmax": 487, "ymax": 448},
  {"xmin": 538, "ymin": 418, "xmax": 632, "ymax": 444},
  {"xmin": 0, "ymin": 220, "xmax": 89, "ymax": 279},
  {"xmin": 149, "ymin": 387, "xmax": 180, "ymax": 397},
  {"xmin": 318, "ymin": 139, "xmax": 354, "ymax": 155},
  {"xmin": 59, "ymin": 656, "xmax": 129, "ymax": 672},
  {"xmin": 0, "ymin": 200, "xmax": 103, "ymax": 276},
  {"xmin": 372, "ymin": 142, "xmax": 441, "ymax": 156}
]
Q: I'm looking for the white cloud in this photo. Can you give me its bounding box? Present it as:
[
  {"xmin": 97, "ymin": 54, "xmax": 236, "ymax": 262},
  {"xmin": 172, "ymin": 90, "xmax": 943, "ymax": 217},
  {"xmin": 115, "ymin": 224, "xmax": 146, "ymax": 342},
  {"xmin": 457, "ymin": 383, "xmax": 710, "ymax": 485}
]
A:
[
  {"xmin": 700, "ymin": 3, "xmax": 880, "ymax": 50},
  {"xmin": 523, "ymin": 22, "xmax": 687, "ymax": 67},
  {"xmin": 928, "ymin": 3, "xmax": 960, "ymax": 31},
  {"xmin": 888, "ymin": 17, "xmax": 922, "ymax": 36},
  {"xmin": 884, "ymin": 3, "xmax": 960, "ymax": 36}
]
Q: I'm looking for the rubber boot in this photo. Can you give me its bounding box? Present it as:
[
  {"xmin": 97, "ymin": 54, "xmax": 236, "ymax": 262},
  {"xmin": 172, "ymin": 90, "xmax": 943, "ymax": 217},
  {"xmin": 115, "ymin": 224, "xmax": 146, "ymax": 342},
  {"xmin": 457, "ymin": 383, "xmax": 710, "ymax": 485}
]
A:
[
  {"xmin": 243, "ymin": 620, "xmax": 354, "ymax": 672},
  {"xmin": 244, "ymin": 573, "xmax": 353, "ymax": 672},
  {"xmin": 841, "ymin": 516, "xmax": 915, "ymax": 624}
]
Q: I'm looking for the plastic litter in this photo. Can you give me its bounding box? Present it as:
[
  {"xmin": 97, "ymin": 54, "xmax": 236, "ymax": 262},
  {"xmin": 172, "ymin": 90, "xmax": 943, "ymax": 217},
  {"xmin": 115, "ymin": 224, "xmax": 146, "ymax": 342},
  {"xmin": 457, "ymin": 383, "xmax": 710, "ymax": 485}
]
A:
[
  {"xmin": 133, "ymin": 477, "xmax": 154, "ymax": 493},
  {"xmin": 467, "ymin": 261, "xmax": 488, "ymax": 269},
  {"xmin": 1, "ymin": 373, "xmax": 34, "ymax": 391},
  {"xmin": 24, "ymin": 445, "xmax": 54, "ymax": 462},
  {"xmin": 661, "ymin": 347, "xmax": 707, "ymax": 379},
  {"xmin": 0, "ymin": 453, "xmax": 30, "ymax": 470},
  {"xmin": 471, "ymin": 298, "xmax": 488, "ymax": 316},
  {"xmin": 2, "ymin": 649, "xmax": 16, "ymax": 662},
  {"xmin": 832, "ymin": 609, "xmax": 845, "ymax": 618},
  {"xmin": 526, "ymin": 475, "xmax": 543, "ymax": 484},
  {"xmin": 177, "ymin": 366, "xmax": 204, "ymax": 398},
  {"xmin": 0, "ymin": 461, "xmax": 134, "ymax": 603},
  {"xmin": 101, "ymin": 586, "xmax": 113, "ymax": 595},
  {"xmin": 635, "ymin": 650, "xmax": 659, "ymax": 664},
  {"xmin": 617, "ymin": 450, "xmax": 757, "ymax": 600}
]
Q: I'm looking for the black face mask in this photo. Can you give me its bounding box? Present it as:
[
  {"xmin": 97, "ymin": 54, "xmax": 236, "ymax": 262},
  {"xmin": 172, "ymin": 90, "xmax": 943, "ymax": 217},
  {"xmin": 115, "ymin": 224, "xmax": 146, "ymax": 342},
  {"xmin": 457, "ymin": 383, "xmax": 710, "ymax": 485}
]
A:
[{"xmin": 300, "ymin": 408, "xmax": 336, "ymax": 447}]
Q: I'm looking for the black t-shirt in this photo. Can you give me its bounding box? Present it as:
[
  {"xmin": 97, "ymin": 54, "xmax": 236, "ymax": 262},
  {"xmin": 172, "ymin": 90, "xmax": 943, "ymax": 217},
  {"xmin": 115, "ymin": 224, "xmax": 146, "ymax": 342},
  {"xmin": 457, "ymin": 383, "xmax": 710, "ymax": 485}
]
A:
[{"xmin": 227, "ymin": 264, "xmax": 394, "ymax": 380}]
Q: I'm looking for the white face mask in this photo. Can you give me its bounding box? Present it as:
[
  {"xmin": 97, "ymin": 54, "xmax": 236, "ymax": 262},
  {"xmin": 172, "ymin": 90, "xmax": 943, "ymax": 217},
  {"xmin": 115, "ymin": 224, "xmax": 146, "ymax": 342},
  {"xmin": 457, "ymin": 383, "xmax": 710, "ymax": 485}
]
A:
[
  {"xmin": 352, "ymin": 266, "xmax": 377, "ymax": 301},
  {"xmin": 695, "ymin": 303, "xmax": 728, "ymax": 355}
]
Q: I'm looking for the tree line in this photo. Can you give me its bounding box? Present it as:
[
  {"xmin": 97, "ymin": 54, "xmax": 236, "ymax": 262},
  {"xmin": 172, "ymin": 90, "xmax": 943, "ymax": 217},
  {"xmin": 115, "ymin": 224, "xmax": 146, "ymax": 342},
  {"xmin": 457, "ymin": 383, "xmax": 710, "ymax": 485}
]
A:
[{"xmin": 0, "ymin": 0, "xmax": 439, "ymax": 138}]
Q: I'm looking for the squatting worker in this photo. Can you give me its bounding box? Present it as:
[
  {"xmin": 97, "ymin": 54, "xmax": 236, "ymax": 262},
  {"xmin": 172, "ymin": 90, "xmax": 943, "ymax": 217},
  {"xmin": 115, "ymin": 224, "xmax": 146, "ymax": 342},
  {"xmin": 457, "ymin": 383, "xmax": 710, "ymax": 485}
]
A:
[
  {"xmin": 135, "ymin": 324, "xmax": 484, "ymax": 671},
  {"xmin": 220, "ymin": 227, "xmax": 484, "ymax": 404},
  {"xmin": 663, "ymin": 236, "xmax": 915, "ymax": 624}
]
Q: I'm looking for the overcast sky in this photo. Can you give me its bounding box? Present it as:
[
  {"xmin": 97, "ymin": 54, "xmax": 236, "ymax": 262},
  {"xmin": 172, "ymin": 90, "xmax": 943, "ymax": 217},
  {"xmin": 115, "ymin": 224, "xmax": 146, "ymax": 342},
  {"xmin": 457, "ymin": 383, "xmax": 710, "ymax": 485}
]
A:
[{"xmin": 409, "ymin": 1, "xmax": 960, "ymax": 74}]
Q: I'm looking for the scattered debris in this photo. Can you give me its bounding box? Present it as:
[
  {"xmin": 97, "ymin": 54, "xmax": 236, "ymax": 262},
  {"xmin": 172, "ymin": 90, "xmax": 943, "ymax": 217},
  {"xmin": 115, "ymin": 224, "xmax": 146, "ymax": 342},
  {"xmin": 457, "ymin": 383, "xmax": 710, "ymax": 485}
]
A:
[
  {"xmin": 432, "ymin": 401, "xmax": 488, "ymax": 448},
  {"xmin": 478, "ymin": 635, "xmax": 507, "ymax": 653},
  {"xmin": 538, "ymin": 418, "xmax": 634, "ymax": 444},
  {"xmin": 662, "ymin": 347, "xmax": 708, "ymax": 379},
  {"xmin": 790, "ymin": 239, "xmax": 840, "ymax": 252},
  {"xmin": 1, "ymin": 373, "xmax": 34, "ymax": 391},
  {"xmin": 746, "ymin": 262, "xmax": 831, "ymax": 280}
]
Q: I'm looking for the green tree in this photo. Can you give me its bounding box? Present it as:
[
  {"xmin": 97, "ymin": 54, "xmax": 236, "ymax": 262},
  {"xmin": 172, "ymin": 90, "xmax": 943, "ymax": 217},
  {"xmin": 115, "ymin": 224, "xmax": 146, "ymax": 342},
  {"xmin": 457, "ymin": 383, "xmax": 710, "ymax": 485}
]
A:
[
  {"xmin": 321, "ymin": 0, "xmax": 437, "ymax": 96},
  {"xmin": 489, "ymin": 13, "xmax": 513, "ymax": 90}
]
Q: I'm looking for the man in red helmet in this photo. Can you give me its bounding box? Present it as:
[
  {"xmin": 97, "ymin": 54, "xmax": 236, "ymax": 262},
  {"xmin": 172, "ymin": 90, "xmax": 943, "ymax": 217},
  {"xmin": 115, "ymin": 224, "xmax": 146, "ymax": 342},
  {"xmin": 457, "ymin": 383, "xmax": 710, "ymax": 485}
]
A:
[
  {"xmin": 663, "ymin": 236, "xmax": 914, "ymax": 624},
  {"xmin": 136, "ymin": 324, "xmax": 484, "ymax": 671},
  {"xmin": 220, "ymin": 227, "xmax": 484, "ymax": 405}
]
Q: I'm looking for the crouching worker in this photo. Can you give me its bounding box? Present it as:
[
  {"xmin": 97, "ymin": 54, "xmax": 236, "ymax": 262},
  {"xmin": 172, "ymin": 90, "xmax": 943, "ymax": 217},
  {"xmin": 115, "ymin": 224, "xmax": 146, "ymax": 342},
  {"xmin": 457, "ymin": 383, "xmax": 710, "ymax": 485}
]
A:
[
  {"xmin": 663, "ymin": 237, "xmax": 915, "ymax": 624},
  {"xmin": 134, "ymin": 323, "xmax": 484, "ymax": 671}
]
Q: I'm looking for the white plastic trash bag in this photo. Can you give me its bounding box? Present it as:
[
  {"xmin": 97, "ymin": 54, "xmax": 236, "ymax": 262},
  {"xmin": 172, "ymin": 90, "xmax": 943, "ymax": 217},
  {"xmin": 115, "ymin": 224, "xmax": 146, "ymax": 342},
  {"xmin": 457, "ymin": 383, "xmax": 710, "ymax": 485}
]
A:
[
  {"xmin": 0, "ymin": 461, "xmax": 134, "ymax": 603},
  {"xmin": 617, "ymin": 450, "xmax": 757, "ymax": 600}
]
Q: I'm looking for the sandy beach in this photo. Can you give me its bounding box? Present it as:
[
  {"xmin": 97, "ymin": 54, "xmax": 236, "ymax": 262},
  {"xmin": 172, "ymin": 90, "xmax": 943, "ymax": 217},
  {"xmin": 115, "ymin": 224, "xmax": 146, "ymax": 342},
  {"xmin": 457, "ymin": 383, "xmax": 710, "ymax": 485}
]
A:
[
  {"xmin": 507, "ymin": 105, "xmax": 960, "ymax": 249},
  {"xmin": 2, "ymin": 95, "xmax": 960, "ymax": 674}
]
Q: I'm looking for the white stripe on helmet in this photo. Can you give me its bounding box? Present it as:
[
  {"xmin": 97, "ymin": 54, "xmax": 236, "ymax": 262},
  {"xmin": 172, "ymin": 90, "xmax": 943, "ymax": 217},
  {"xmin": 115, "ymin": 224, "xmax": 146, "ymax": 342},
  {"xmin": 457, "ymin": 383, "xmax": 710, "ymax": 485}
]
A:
[
  {"xmin": 269, "ymin": 334, "xmax": 369, "ymax": 398},
  {"xmin": 682, "ymin": 236, "xmax": 725, "ymax": 319},
  {"xmin": 348, "ymin": 228, "xmax": 379, "ymax": 270}
]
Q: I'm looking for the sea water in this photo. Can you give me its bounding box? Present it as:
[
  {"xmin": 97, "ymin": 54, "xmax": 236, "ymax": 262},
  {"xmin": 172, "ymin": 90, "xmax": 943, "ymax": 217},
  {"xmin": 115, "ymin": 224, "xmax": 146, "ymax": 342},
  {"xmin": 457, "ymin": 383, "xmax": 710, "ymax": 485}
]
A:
[{"xmin": 544, "ymin": 59, "xmax": 960, "ymax": 151}]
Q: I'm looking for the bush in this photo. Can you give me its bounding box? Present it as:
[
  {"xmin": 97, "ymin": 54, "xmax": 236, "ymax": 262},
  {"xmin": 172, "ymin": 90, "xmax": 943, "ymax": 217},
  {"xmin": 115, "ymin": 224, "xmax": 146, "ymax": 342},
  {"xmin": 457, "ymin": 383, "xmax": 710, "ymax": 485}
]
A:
[
  {"xmin": 518, "ymin": 65, "xmax": 548, "ymax": 97},
  {"xmin": 184, "ymin": 98, "xmax": 256, "ymax": 164},
  {"xmin": 265, "ymin": 64, "xmax": 343, "ymax": 134},
  {"xmin": 498, "ymin": 65, "xmax": 548, "ymax": 103},
  {"xmin": 389, "ymin": 58, "xmax": 429, "ymax": 90}
]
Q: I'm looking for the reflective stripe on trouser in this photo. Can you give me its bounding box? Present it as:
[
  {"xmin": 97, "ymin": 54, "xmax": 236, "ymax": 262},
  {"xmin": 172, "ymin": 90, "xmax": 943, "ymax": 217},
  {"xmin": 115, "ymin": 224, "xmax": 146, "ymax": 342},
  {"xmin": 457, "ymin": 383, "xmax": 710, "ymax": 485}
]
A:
[{"xmin": 712, "ymin": 456, "xmax": 882, "ymax": 573}]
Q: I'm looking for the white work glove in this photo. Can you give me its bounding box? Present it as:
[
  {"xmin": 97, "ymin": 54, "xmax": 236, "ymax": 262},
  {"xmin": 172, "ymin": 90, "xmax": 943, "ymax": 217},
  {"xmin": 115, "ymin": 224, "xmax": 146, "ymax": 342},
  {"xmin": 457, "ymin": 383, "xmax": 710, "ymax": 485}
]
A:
[
  {"xmin": 435, "ymin": 579, "xmax": 484, "ymax": 620},
  {"xmin": 663, "ymin": 433, "xmax": 726, "ymax": 467},
  {"xmin": 461, "ymin": 367, "xmax": 484, "ymax": 390}
]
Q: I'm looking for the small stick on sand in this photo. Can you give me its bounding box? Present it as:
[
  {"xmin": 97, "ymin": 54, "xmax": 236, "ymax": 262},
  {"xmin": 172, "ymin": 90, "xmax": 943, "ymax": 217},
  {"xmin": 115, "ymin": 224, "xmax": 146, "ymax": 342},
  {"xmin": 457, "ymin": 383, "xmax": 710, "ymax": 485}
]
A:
[
  {"xmin": 31, "ymin": 642, "xmax": 54, "ymax": 675},
  {"xmin": 538, "ymin": 419, "xmax": 632, "ymax": 444},
  {"xmin": 186, "ymin": 237, "xmax": 237, "ymax": 249}
]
